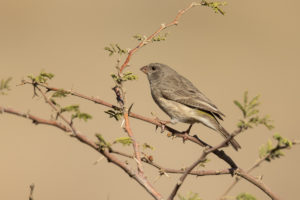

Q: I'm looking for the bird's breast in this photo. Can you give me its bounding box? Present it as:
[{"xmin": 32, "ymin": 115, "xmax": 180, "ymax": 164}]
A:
[{"xmin": 156, "ymin": 97, "xmax": 198, "ymax": 123}]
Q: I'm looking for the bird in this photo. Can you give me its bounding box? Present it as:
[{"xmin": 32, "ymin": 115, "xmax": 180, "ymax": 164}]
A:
[{"xmin": 140, "ymin": 63, "xmax": 241, "ymax": 151}]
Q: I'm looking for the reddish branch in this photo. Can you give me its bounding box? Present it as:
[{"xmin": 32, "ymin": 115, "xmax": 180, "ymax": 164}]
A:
[
  {"xmin": 29, "ymin": 85, "xmax": 163, "ymax": 200},
  {"xmin": 1, "ymin": 104, "xmax": 282, "ymax": 200},
  {"xmin": 119, "ymin": 2, "xmax": 202, "ymax": 73},
  {"xmin": 22, "ymin": 81, "xmax": 238, "ymax": 169},
  {"xmin": 123, "ymin": 112, "xmax": 143, "ymax": 175},
  {"xmin": 220, "ymin": 140, "xmax": 300, "ymax": 199}
]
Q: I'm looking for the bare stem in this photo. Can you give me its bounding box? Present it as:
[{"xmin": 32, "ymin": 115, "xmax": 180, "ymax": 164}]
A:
[{"xmin": 119, "ymin": 2, "xmax": 202, "ymax": 73}]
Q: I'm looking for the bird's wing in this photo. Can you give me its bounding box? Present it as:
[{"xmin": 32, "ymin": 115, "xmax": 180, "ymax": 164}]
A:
[{"xmin": 160, "ymin": 75, "xmax": 225, "ymax": 119}]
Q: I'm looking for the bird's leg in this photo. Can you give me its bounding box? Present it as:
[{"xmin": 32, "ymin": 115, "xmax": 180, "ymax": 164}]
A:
[
  {"xmin": 182, "ymin": 124, "xmax": 193, "ymax": 143},
  {"xmin": 154, "ymin": 117, "xmax": 171, "ymax": 133}
]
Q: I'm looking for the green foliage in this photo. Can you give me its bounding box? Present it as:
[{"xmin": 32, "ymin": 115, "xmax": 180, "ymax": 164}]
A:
[
  {"xmin": 95, "ymin": 133, "xmax": 111, "ymax": 150},
  {"xmin": 133, "ymin": 34, "xmax": 145, "ymax": 41},
  {"xmin": 104, "ymin": 43, "xmax": 128, "ymax": 56},
  {"xmin": 0, "ymin": 77, "xmax": 12, "ymax": 95},
  {"xmin": 104, "ymin": 108, "xmax": 123, "ymax": 121},
  {"xmin": 52, "ymin": 89, "xmax": 70, "ymax": 98},
  {"xmin": 111, "ymin": 72, "xmax": 138, "ymax": 84},
  {"xmin": 234, "ymin": 91, "xmax": 274, "ymax": 130},
  {"xmin": 236, "ymin": 193, "xmax": 257, "ymax": 200},
  {"xmin": 142, "ymin": 143, "xmax": 155, "ymax": 150},
  {"xmin": 113, "ymin": 137, "xmax": 132, "ymax": 146},
  {"xmin": 178, "ymin": 192, "xmax": 202, "ymax": 200},
  {"xmin": 201, "ymin": 0, "xmax": 227, "ymax": 15},
  {"xmin": 259, "ymin": 133, "xmax": 293, "ymax": 161},
  {"xmin": 60, "ymin": 104, "xmax": 92, "ymax": 122},
  {"xmin": 27, "ymin": 71, "xmax": 54, "ymax": 84},
  {"xmin": 152, "ymin": 33, "xmax": 169, "ymax": 42},
  {"xmin": 197, "ymin": 158, "xmax": 210, "ymax": 168}
]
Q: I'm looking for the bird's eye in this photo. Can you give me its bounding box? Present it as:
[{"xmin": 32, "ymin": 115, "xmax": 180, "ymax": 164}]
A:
[{"xmin": 151, "ymin": 66, "xmax": 156, "ymax": 70}]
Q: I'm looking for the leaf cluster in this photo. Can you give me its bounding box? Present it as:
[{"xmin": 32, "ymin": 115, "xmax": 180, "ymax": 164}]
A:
[
  {"xmin": 104, "ymin": 43, "xmax": 127, "ymax": 56},
  {"xmin": 236, "ymin": 192, "xmax": 257, "ymax": 200},
  {"xmin": 234, "ymin": 91, "xmax": 274, "ymax": 130},
  {"xmin": 95, "ymin": 133, "xmax": 111, "ymax": 150},
  {"xmin": 113, "ymin": 137, "xmax": 132, "ymax": 146},
  {"xmin": 178, "ymin": 192, "xmax": 202, "ymax": 200},
  {"xmin": 259, "ymin": 133, "xmax": 293, "ymax": 161},
  {"xmin": 52, "ymin": 89, "xmax": 70, "ymax": 98},
  {"xmin": 60, "ymin": 104, "xmax": 92, "ymax": 122},
  {"xmin": 111, "ymin": 72, "xmax": 138, "ymax": 84},
  {"xmin": 27, "ymin": 72, "xmax": 54, "ymax": 84},
  {"xmin": 201, "ymin": 0, "xmax": 227, "ymax": 15},
  {"xmin": 104, "ymin": 107, "xmax": 123, "ymax": 121},
  {"xmin": 0, "ymin": 77, "xmax": 12, "ymax": 95}
]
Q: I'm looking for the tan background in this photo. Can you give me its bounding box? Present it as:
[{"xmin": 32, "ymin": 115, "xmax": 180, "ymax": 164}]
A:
[{"xmin": 1, "ymin": 0, "xmax": 299, "ymax": 199}]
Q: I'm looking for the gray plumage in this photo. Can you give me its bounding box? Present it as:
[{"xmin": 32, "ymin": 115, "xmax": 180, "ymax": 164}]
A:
[{"xmin": 140, "ymin": 63, "xmax": 241, "ymax": 151}]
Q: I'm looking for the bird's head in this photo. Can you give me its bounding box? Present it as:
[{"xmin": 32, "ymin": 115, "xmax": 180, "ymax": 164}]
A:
[{"xmin": 140, "ymin": 63, "xmax": 175, "ymax": 84}]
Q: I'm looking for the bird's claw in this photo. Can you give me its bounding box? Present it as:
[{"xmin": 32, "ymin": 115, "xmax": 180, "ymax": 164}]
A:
[{"xmin": 154, "ymin": 118, "xmax": 170, "ymax": 133}]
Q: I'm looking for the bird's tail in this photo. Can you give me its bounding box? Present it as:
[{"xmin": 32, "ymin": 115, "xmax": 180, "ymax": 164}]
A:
[{"xmin": 217, "ymin": 125, "xmax": 241, "ymax": 151}]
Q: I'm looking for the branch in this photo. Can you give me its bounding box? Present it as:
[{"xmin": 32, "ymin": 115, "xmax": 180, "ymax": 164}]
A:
[
  {"xmin": 236, "ymin": 168, "xmax": 281, "ymax": 200},
  {"xmin": 119, "ymin": 2, "xmax": 203, "ymax": 73},
  {"xmin": 123, "ymin": 112, "xmax": 143, "ymax": 174},
  {"xmin": 167, "ymin": 129, "xmax": 243, "ymax": 200},
  {"xmin": 22, "ymin": 81, "xmax": 238, "ymax": 169},
  {"xmin": 111, "ymin": 148, "xmax": 232, "ymax": 177},
  {"xmin": 167, "ymin": 128, "xmax": 282, "ymax": 200},
  {"xmin": 220, "ymin": 140, "xmax": 300, "ymax": 199}
]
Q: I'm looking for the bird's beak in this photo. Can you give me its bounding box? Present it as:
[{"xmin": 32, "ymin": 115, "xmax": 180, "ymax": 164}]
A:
[{"xmin": 140, "ymin": 66, "xmax": 148, "ymax": 74}]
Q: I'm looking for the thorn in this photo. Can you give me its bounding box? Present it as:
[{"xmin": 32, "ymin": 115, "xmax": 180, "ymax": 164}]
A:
[
  {"xmin": 121, "ymin": 119, "xmax": 125, "ymax": 128},
  {"xmin": 128, "ymin": 103, "xmax": 134, "ymax": 115},
  {"xmin": 93, "ymin": 156, "xmax": 105, "ymax": 165}
]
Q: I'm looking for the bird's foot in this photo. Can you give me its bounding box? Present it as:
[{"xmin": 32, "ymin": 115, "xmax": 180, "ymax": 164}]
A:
[
  {"xmin": 181, "ymin": 124, "xmax": 194, "ymax": 143},
  {"xmin": 154, "ymin": 117, "xmax": 170, "ymax": 133}
]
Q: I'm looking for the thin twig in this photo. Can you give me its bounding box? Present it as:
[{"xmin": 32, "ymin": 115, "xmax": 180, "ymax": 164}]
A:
[
  {"xmin": 220, "ymin": 140, "xmax": 300, "ymax": 199},
  {"xmin": 166, "ymin": 129, "xmax": 242, "ymax": 200},
  {"xmin": 236, "ymin": 168, "xmax": 281, "ymax": 200},
  {"xmin": 119, "ymin": 2, "xmax": 203, "ymax": 73},
  {"xmin": 123, "ymin": 112, "xmax": 143, "ymax": 175}
]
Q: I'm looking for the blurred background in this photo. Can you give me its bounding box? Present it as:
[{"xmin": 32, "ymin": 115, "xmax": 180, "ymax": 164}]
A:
[{"xmin": 1, "ymin": 0, "xmax": 299, "ymax": 199}]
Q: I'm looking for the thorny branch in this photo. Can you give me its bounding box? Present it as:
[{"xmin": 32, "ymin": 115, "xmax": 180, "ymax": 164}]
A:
[
  {"xmin": 2, "ymin": 2, "xmax": 292, "ymax": 200},
  {"xmin": 119, "ymin": 2, "xmax": 203, "ymax": 73},
  {"xmin": 220, "ymin": 139, "xmax": 300, "ymax": 199},
  {"xmin": 18, "ymin": 83, "xmax": 163, "ymax": 200},
  {"xmin": 0, "ymin": 104, "xmax": 283, "ymax": 200},
  {"xmin": 21, "ymin": 80, "xmax": 238, "ymax": 169}
]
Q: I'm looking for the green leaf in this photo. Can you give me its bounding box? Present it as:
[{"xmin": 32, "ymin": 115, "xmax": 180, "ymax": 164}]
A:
[
  {"xmin": 142, "ymin": 143, "xmax": 155, "ymax": 150},
  {"xmin": 243, "ymin": 91, "xmax": 248, "ymax": 107},
  {"xmin": 178, "ymin": 192, "xmax": 202, "ymax": 200},
  {"xmin": 27, "ymin": 71, "xmax": 54, "ymax": 84},
  {"xmin": 104, "ymin": 43, "xmax": 127, "ymax": 56},
  {"xmin": 111, "ymin": 72, "xmax": 138, "ymax": 84},
  {"xmin": 113, "ymin": 137, "xmax": 132, "ymax": 146},
  {"xmin": 151, "ymin": 33, "xmax": 169, "ymax": 42},
  {"xmin": 202, "ymin": 1, "xmax": 227, "ymax": 15},
  {"xmin": 0, "ymin": 77, "xmax": 12, "ymax": 95},
  {"xmin": 133, "ymin": 34, "xmax": 144, "ymax": 41},
  {"xmin": 95, "ymin": 133, "xmax": 111, "ymax": 149},
  {"xmin": 52, "ymin": 89, "xmax": 70, "ymax": 98},
  {"xmin": 61, "ymin": 105, "xmax": 80, "ymax": 113},
  {"xmin": 61, "ymin": 105, "xmax": 92, "ymax": 122},
  {"xmin": 236, "ymin": 192, "xmax": 257, "ymax": 200},
  {"xmin": 234, "ymin": 100, "xmax": 246, "ymax": 117},
  {"xmin": 104, "ymin": 109, "xmax": 123, "ymax": 121}
]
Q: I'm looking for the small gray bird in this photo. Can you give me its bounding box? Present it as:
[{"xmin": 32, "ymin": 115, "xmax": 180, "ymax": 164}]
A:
[{"xmin": 140, "ymin": 63, "xmax": 241, "ymax": 151}]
